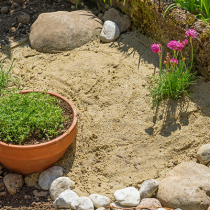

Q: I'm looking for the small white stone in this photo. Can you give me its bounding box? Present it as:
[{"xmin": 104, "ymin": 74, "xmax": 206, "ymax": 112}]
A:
[
  {"xmin": 96, "ymin": 208, "xmax": 106, "ymax": 210},
  {"xmin": 157, "ymin": 208, "xmax": 167, "ymax": 210},
  {"xmin": 50, "ymin": 177, "xmax": 75, "ymax": 200},
  {"xmin": 53, "ymin": 190, "xmax": 79, "ymax": 208},
  {"xmin": 71, "ymin": 196, "xmax": 94, "ymax": 210},
  {"xmin": 100, "ymin": 20, "xmax": 120, "ymax": 43},
  {"xmin": 89, "ymin": 194, "xmax": 111, "ymax": 208},
  {"xmin": 197, "ymin": 144, "xmax": 210, "ymax": 164},
  {"xmin": 38, "ymin": 166, "xmax": 63, "ymax": 190},
  {"xmin": 110, "ymin": 202, "xmax": 135, "ymax": 210},
  {"xmin": 114, "ymin": 187, "xmax": 140, "ymax": 206},
  {"xmin": 139, "ymin": 179, "xmax": 159, "ymax": 200}
]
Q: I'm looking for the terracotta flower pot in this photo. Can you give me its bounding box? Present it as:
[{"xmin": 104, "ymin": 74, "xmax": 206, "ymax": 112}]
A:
[{"xmin": 0, "ymin": 90, "xmax": 78, "ymax": 175}]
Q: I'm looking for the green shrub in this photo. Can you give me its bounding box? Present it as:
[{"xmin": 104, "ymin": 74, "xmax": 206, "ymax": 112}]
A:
[{"xmin": 0, "ymin": 91, "xmax": 68, "ymax": 145}]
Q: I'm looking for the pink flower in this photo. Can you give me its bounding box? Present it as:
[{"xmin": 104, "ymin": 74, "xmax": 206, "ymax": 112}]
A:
[
  {"xmin": 176, "ymin": 41, "xmax": 185, "ymax": 51},
  {"xmin": 151, "ymin": 43, "xmax": 161, "ymax": 53},
  {"xmin": 167, "ymin": 40, "xmax": 178, "ymax": 50},
  {"xmin": 185, "ymin": 29, "xmax": 197, "ymax": 39},
  {"xmin": 170, "ymin": 58, "xmax": 178, "ymax": 65},
  {"xmin": 183, "ymin": 39, "xmax": 188, "ymax": 45}
]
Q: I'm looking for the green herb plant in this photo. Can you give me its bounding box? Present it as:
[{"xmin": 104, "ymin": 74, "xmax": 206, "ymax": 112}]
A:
[
  {"xmin": 164, "ymin": 0, "xmax": 210, "ymax": 22},
  {"xmin": 0, "ymin": 91, "xmax": 68, "ymax": 145},
  {"xmin": 0, "ymin": 58, "xmax": 16, "ymax": 93},
  {"xmin": 149, "ymin": 29, "xmax": 197, "ymax": 106}
]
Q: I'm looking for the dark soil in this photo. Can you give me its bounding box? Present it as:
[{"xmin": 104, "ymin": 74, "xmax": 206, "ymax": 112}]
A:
[{"xmin": 0, "ymin": 163, "xmax": 56, "ymax": 209}]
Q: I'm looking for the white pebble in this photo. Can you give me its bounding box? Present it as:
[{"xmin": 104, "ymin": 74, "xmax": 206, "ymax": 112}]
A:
[
  {"xmin": 89, "ymin": 194, "xmax": 111, "ymax": 208},
  {"xmin": 38, "ymin": 166, "xmax": 63, "ymax": 190},
  {"xmin": 71, "ymin": 196, "xmax": 94, "ymax": 210},
  {"xmin": 50, "ymin": 177, "xmax": 75, "ymax": 200},
  {"xmin": 197, "ymin": 144, "xmax": 210, "ymax": 164},
  {"xmin": 114, "ymin": 187, "xmax": 140, "ymax": 206},
  {"xmin": 53, "ymin": 190, "xmax": 79, "ymax": 208},
  {"xmin": 139, "ymin": 179, "xmax": 159, "ymax": 200},
  {"xmin": 100, "ymin": 20, "xmax": 120, "ymax": 43}
]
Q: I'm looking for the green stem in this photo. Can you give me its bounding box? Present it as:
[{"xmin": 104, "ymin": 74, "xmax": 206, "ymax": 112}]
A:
[
  {"xmin": 190, "ymin": 37, "xmax": 193, "ymax": 69},
  {"xmin": 159, "ymin": 46, "xmax": 163, "ymax": 79},
  {"xmin": 167, "ymin": 70, "xmax": 172, "ymax": 96}
]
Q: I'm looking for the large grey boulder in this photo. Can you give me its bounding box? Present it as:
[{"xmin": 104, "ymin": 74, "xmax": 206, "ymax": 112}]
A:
[
  {"xmin": 103, "ymin": 8, "xmax": 131, "ymax": 33},
  {"xmin": 29, "ymin": 10, "xmax": 103, "ymax": 52},
  {"xmin": 156, "ymin": 161, "xmax": 210, "ymax": 210}
]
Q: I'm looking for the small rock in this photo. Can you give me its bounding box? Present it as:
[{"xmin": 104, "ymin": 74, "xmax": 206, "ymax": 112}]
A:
[
  {"xmin": 110, "ymin": 202, "xmax": 134, "ymax": 210},
  {"xmin": 89, "ymin": 194, "xmax": 111, "ymax": 208},
  {"xmin": 0, "ymin": 191, "xmax": 6, "ymax": 197},
  {"xmin": 100, "ymin": 20, "xmax": 120, "ymax": 43},
  {"xmin": 9, "ymin": 27, "xmax": 16, "ymax": 32},
  {"xmin": 0, "ymin": 183, "xmax": 4, "ymax": 188},
  {"xmin": 103, "ymin": 8, "xmax": 131, "ymax": 33},
  {"xmin": 0, "ymin": 186, "xmax": 4, "ymax": 191},
  {"xmin": 38, "ymin": 166, "xmax": 63, "ymax": 190},
  {"xmin": 1, "ymin": 6, "xmax": 9, "ymax": 14},
  {"xmin": 71, "ymin": 5, "xmax": 75, "ymax": 9},
  {"xmin": 96, "ymin": 208, "xmax": 106, "ymax": 210},
  {"xmin": 137, "ymin": 198, "xmax": 162, "ymax": 210},
  {"xmin": 139, "ymin": 179, "xmax": 159, "ymax": 200},
  {"xmin": 174, "ymin": 209, "xmax": 183, "ymax": 210},
  {"xmin": 33, "ymin": 190, "xmax": 48, "ymax": 197},
  {"xmin": 157, "ymin": 209, "xmax": 167, "ymax": 210},
  {"xmin": 53, "ymin": 190, "xmax": 79, "ymax": 209},
  {"xmin": 17, "ymin": 12, "xmax": 30, "ymax": 24},
  {"xmin": 197, "ymin": 144, "xmax": 210, "ymax": 164},
  {"xmin": 114, "ymin": 187, "xmax": 140, "ymax": 206},
  {"xmin": 71, "ymin": 197, "xmax": 94, "ymax": 210},
  {"xmin": 11, "ymin": 2, "xmax": 19, "ymax": 10},
  {"xmin": 24, "ymin": 195, "xmax": 32, "ymax": 199},
  {"xmin": 50, "ymin": 177, "xmax": 75, "ymax": 200},
  {"xmin": 98, "ymin": 13, "xmax": 103, "ymax": 20},
  {"xmin": 3, "ymin": 173, "xmax": 24, "ymax": 195}
]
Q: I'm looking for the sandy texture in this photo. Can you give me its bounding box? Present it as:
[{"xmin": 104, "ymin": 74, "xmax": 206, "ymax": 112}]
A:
[{"xmin": 2, "ymin": 31, "xmax": 210, "ymax": 200}]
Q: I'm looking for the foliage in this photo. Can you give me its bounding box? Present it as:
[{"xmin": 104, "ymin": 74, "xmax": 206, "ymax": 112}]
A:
[
  {"xmin": 0, "ymin": 91, "xmax": 68, "ymax": 145},
  {"xmin": 0, "ymin": 58, "xmax": 16, "ymax": 93},
  {"xmin": 164, "ymin": 0, "xmax": 210, "ymax": 22},
  {"xmin": 149, "ymin": 30, "xmax": 197, "ymax": 106}
]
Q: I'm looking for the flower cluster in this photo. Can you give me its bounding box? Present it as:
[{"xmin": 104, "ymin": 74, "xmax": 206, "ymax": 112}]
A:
[
  {"xmin": 149, "ymin": 29, "xmax": 197, "ymax": 105},
  {"xmin": 185, "ymin": 29, "xmax": 197, "ymax": 39},
  {"xmin": 167, "ymin": 39, "xmax": 188, "ymax": 52},
  {"xmin": 151, "ymin": 29, "xmax": 197, "ymax": 72},
  {"xmin": 151, "ymin": 44, "xmax": 161, "ymax": 53}
]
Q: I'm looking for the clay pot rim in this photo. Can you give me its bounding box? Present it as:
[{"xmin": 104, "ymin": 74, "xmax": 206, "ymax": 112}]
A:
[{"xmin": 0, "ymin": 90, "xmax": 78, "ymax": 149}]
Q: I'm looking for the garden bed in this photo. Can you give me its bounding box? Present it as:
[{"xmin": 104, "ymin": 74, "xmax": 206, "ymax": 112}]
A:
[{"xmin": 1, "ymin": 0, "xmax": 210, "ymax": 209}]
